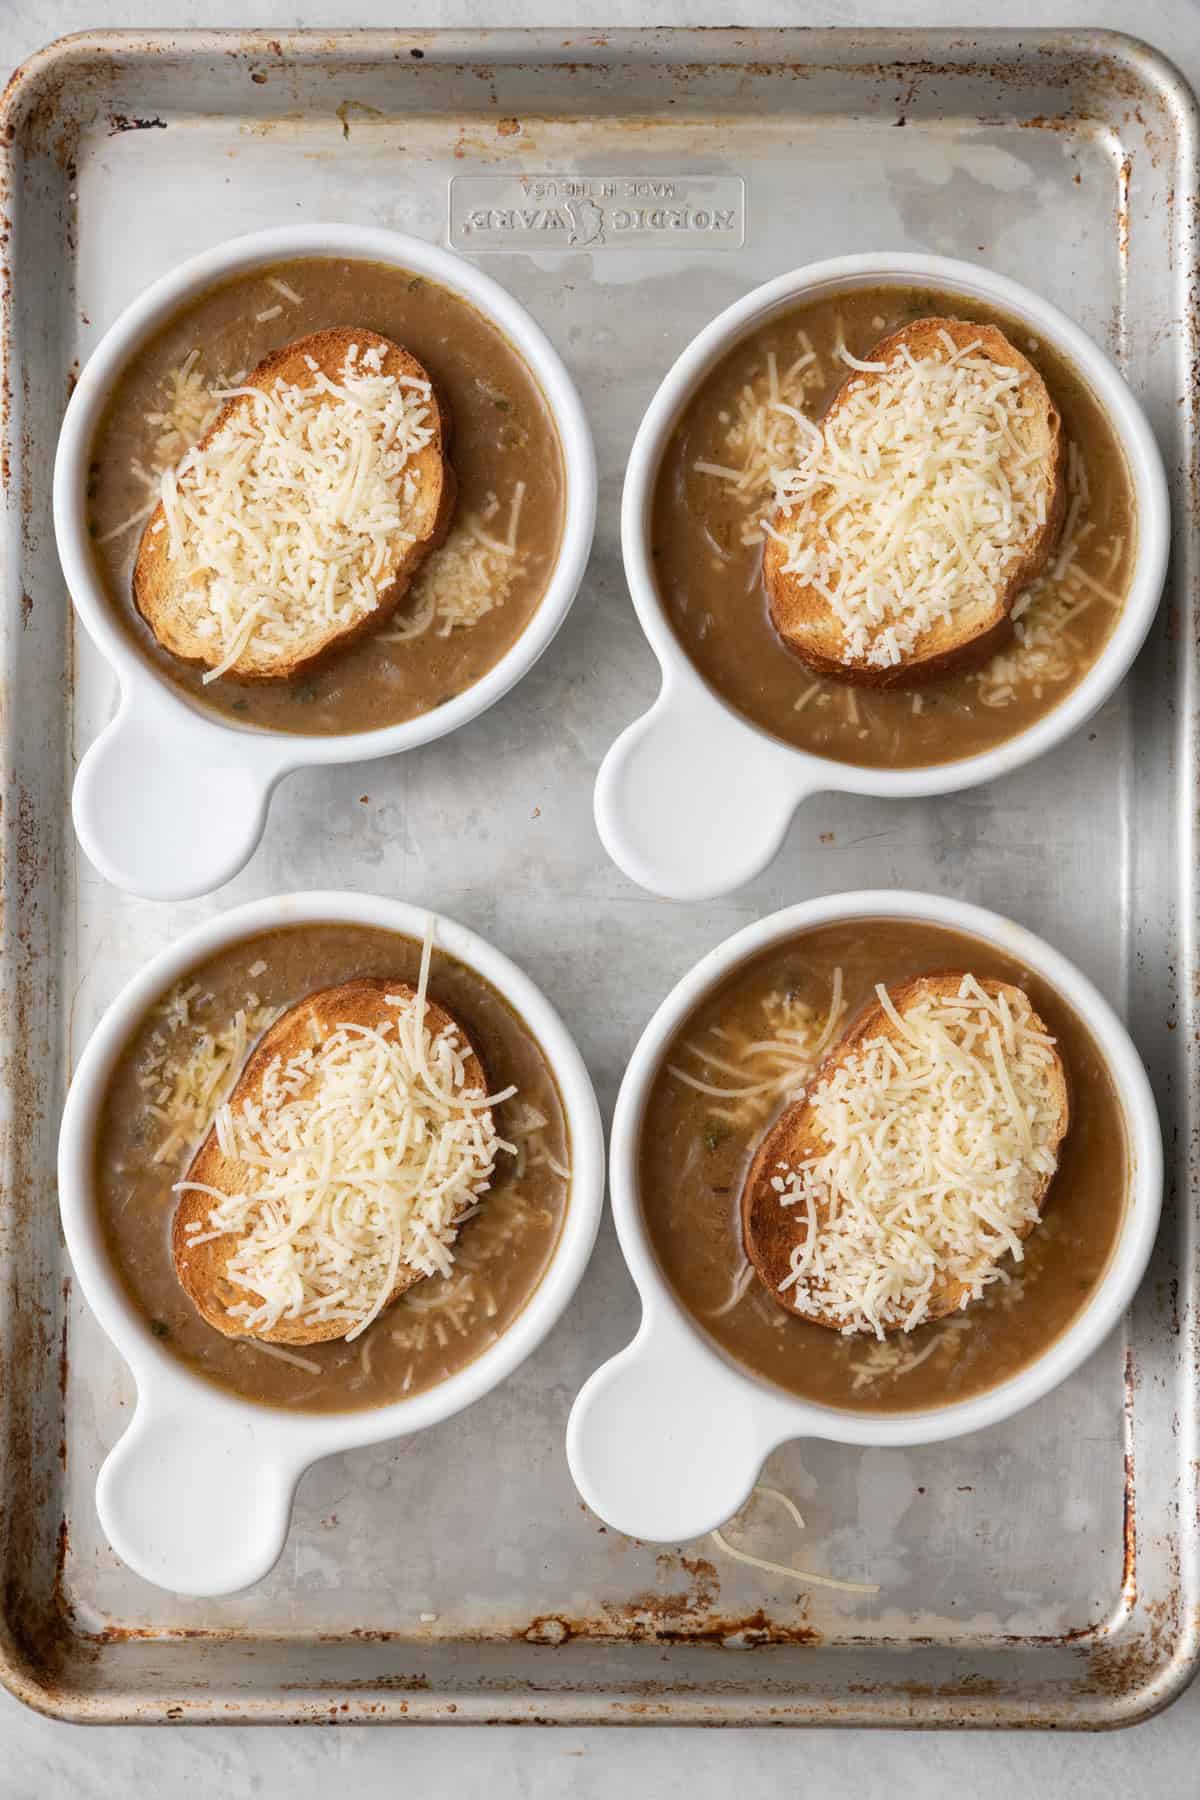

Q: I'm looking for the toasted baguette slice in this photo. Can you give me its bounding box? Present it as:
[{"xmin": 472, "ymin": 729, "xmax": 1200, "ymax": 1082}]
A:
[
  {"xmin": 762, "ymin": 319, "xmax": 1067, "ymax": 689},
  {"xmin": 172, "ymin": 977, "xmax": 487, "ymax": 1347},
  {"xmin": 134, "ymin": 327, "xmax": 456, "ymax": 683},
  {"xmin": 741, "ymin": 972, "xmax": 1069, "ymax": 1332}
]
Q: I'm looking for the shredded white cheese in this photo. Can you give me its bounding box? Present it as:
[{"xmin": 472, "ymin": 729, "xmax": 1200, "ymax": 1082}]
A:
[
  {"xmin": 95, "ymin": 351, "xmax": 222, "ymax": 547},
  {"xmin": 773, "ymin": 974, "xmax": 1063, "ymax": 1337},
  {"xmin": 974, "ymin": 446, "xmax": 1124, "ymax": 708},
  {"xmin": 267, "ymin": 276, "xmax": 302, "ymax": 305},
  {"xmin": 382, "ymin": 482, "xmax": 526, "ymax": 642},
  {"xmin": 844, "ymin": 1330, "xmax": 947, "ymax": 1391},
  {"xmin": 694, "ymin": 331, "xmax": 824, "ymax": 545},
  {"xmin": 704, "ymin": 1261, "xmax": 756, "ymax": 1320},
  {"xmin": 671, "ymin": 971, "xmax": 846, "ymax": 1133},
  {"xmin": 769, "ymin": 334, "xmax": 1055, "ymax": 670},
  {"xmin": 138, "ymin": 991, "xmax": 278, "ymax": 1166},
  {"xmin": 240, "ymin": 1339, "xmax": 323, "ymax": 1376},
  {"xmin": 154, "ymin": 340, "xmax": 437, "ymax": 680},
  {"xmin": 176, "ymin": 948, "xmax": 510, "ymax": 1341},
  {"xmin": 712, "ymin": 1485, "xmax": 880, "ymax": 1595},
  {"xmin": 142, "ymin": 348, "xmax": 220, "ymax": 479},
  {"xmin": 386, "ymin": 1187, "xmax": 543, "ymax": 1369}
]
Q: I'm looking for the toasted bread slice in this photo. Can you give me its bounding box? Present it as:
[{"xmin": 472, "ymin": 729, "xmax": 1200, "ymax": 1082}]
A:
[
  {"xmin": 762, "ymin": 319, "xmax": 1067, "ymax": 689},
  {"xmin": 172, "ymin": 977, "xmax": 487, "ymax": 1346},
  {"xmin": 134, "ymin": 327, "xmax": 456, "ymax": 684},
  {"xmin": 741, "ymin": 972, "xmax": 1069, "ymax": 1332}
]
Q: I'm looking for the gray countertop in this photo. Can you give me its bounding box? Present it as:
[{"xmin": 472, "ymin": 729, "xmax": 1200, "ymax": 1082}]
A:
[{"xmin": 4, "ymin": 0, "xmax": 1198, "ymax": 1790}]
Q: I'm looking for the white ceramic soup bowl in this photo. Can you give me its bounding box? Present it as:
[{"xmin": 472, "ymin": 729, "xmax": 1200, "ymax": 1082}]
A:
[
  {"xmin": 597, "ymin": 252, "xmax": 1170, "ymax": 901},
  {"xmin": 566, "ymin": 890, "xmax": 1162, "ymax": 1544},
  {"xmin": 54, "ymin": 223, "xmax": 597, "ymax": 902},
  {"xmin": 58, "ymin": 891, "xmax": 605, "ymax": 1597}
]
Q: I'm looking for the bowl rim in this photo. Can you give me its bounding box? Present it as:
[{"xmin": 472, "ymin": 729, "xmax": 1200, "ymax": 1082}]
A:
[
  {"xmin": 607, "ymin": 888, "xmax": 1163, "ymax": 1447},
  {"xmin": 619, "ymin": 250, "xmax": 1171, "ymax": 800},
  {"xmin": 55, "ymin": 890, "xmax": 606, "ymax": 1454},
  {"xmin": 53, "ymin": 221, "xmax": 597, "ymax": 768}
]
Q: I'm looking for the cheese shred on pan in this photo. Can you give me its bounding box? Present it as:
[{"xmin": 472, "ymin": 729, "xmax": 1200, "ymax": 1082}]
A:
[
  {"xmin": 712, "ymin": 1485, "xmax": 880, "ymax": 1596},
  {"xmin": 769, "ymin": 337, "xmax": 1054, "ymax": 670},
  {"xmin": 176, "ymin": 938, "xmax": 511, "ymax": 1342},
  {"xmin": 157, "ymin": 342, "xmax": 436, "ymax": 681},
  {"xmin": 775, "ymin": 975, "xmax": 1063, "ymax": 1337}
]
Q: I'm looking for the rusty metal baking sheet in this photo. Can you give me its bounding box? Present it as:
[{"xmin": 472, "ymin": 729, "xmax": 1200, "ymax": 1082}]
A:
[{"xmin": 1, "ymin": 26, "xmax": 1197, "ymax": 1726}]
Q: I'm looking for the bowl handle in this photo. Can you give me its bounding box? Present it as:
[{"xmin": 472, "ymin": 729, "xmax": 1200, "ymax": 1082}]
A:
[
  {"xmin": 96, "ymin": 1385, "xmax": 308, "ymax": 1596},
  {"xmin": 593, "ymin": 676, "xmax": 819, "ymax": 900},
  {"xmin": 566, "ymin": 1306, "xmax": 798, "ymax": 1542},
  {"xmin": 72, "ymin": 684, "xmax": 292, "ymax": 901}
]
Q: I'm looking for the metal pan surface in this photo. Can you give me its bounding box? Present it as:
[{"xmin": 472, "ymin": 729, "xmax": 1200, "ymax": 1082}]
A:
[{"xmin": 0, "ymin": 25, "xmax": 1195, "ymax": 1727}]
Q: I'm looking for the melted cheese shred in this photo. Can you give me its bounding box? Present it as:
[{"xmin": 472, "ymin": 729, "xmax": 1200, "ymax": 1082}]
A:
[
  {"xmin": 176, "ymin": 971, "xmax": 508, "ymax": 1342},
  {"xmin": 156, "ymin": 341, "xmax": 437, "ymax": 680},
  {"xmin": 769, "ymin": 334, "xmax": 1055, "ymax": 670},
  {"xmin": 774, "ymin": 974, "xmax": 1063, "ymax": 1338}
]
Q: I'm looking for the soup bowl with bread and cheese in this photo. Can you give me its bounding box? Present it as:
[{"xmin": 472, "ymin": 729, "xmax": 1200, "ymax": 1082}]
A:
[
  {"xmin": 57, "ymin": 891, "xmax": 604, "ymax": 1596},
  {"xmin": 566, "ymin": 890, "xmax": 1161, "ymax": 1548},
  {"xmin": 598, "ymin": 252, "xmax": 1169, "ymax": 900},
  {"xmin": 54, "ymin": 223, "xmax": 595, "ymax": 901}
]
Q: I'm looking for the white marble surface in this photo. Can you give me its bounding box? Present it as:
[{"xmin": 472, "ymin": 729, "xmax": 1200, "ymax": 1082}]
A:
[{"xmin": 4, "ymin": 0, "xmax": 1199, "ymax": 1790}]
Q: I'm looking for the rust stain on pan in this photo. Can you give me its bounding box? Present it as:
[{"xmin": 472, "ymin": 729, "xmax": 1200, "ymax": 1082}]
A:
[
  {"xmin": 520, "ymin": 1607, "xmax": 820, "ymax": 1648},
  {"xmin": 1122, "ymin": 1345, "xmax": 1138, "ymax": 1610},
  {"xmin": 847, "ymin": 1672, "xmax": 1002, "ymax": 1702},
  {"xmin": 512, "ymin": 1551, "xmax": 819, "ymax": 1646},
  {"xmin": 0, "ymin": 48, "xmax": 100, "ymax": 171},
  {"xmin": 284, "ymin": 1671, "xmax": 432, "ymax": 1693},
  {"xmin": 1076, "ymin": 1594, "xmax": 1181, "ymax": 1701},
  {"xmin": 334, "ymin": 99, "xmax": 384, "ymax": 140},
  {"xmin": 106, "ymin": 114, "xmax": 167, "ymax": 136},
  {"xmin": 56, "ymin": 1279, "xmax": 69, "ymax": 1412},
  {"xmin": 1116, "ymin": 152, "xmax": 1134, "ymax": 262},
  {"xmin": 0, "ymin": 187, "xmax": 12, "ymax": 498},
  {"xmin": 1020, "ymin": 112, "xmax": 1101, "ymax": 131},
  {"xmin": 1062, "ymin": 1346, "xmax": 1181, "ymax": 1705}
]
